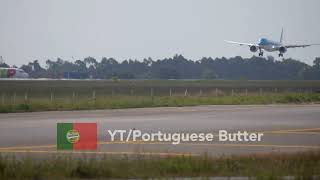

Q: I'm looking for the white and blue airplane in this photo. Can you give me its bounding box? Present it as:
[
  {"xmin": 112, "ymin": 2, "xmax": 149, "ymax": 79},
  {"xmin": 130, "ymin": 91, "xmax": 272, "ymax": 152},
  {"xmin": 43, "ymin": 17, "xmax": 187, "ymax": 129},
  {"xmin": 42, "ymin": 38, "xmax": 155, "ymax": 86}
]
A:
[{"xmin": 225, "ymin": 29, "xmax": 320, "ymax": 57}]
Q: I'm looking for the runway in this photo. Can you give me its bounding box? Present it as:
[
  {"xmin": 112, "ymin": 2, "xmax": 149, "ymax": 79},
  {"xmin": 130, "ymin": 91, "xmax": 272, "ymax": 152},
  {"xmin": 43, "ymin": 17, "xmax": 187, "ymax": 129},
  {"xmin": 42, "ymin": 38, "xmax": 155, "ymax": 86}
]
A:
[{"xmin": 0, "ymin": 105, "xmax": 319, "ymax": 156}]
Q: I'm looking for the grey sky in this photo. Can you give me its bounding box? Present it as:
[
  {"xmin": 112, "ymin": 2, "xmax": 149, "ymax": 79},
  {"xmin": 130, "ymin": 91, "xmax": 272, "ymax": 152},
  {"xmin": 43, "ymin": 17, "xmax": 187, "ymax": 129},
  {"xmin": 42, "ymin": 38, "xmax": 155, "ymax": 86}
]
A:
[{"xmin": 1, "ymin": 0, "xmax": 320, "ymax": 66}]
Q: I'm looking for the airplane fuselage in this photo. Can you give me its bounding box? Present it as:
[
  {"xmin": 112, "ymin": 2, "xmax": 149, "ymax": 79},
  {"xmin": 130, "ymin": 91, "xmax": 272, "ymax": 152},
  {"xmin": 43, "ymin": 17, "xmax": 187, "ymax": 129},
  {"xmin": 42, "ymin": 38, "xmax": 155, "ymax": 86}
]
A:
[
  {"xmin": 257, "ymin": 38, "xmax": 282, "ymax": 52},
  {"xmin": 0, "ymin": 68, "xmax": 29, "ymax": 78}
]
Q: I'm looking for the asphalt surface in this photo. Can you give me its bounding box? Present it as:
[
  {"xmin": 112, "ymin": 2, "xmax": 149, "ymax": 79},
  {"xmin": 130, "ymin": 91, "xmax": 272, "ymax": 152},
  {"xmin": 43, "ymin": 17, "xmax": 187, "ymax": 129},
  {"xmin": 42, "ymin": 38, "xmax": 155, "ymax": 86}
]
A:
[{"xmin": 0, "ymin": 105, "xmax": 319, "ymax": 156}]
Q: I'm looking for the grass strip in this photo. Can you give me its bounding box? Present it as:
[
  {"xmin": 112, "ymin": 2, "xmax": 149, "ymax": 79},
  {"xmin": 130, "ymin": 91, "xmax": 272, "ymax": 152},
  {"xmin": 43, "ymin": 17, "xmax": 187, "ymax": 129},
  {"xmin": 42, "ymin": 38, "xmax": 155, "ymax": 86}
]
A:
[
  {"xmin": 0, "ymin": 151, "xmax": 319, "ymax": 179},
  {"xmin": 0, "ymin": 93, "xmax": 320, "ymax": 113}
]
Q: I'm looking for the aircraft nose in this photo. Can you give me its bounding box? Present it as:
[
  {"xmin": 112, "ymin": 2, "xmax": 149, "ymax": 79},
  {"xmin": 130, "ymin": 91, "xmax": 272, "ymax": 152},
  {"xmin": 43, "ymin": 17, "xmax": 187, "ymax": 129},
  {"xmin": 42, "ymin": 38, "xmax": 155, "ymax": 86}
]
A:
[{"xmin": 258, "ymin": 38, "xmax": 266, "ymax": 45}]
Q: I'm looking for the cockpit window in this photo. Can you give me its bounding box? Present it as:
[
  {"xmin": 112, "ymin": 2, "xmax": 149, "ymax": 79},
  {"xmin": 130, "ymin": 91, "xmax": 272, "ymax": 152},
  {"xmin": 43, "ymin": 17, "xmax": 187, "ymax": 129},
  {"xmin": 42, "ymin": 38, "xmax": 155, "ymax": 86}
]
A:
[{"xmin": 258, "ymin": 38, "xmax": 268, "ymax": 45}]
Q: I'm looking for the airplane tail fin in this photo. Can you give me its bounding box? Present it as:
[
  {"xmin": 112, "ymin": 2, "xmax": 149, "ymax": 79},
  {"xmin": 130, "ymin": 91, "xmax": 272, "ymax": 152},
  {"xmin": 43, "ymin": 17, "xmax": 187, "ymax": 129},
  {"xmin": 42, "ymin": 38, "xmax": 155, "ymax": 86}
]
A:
[{"xmin": 280, "ymin": 28, "xmax": 284, "ymax": 43}]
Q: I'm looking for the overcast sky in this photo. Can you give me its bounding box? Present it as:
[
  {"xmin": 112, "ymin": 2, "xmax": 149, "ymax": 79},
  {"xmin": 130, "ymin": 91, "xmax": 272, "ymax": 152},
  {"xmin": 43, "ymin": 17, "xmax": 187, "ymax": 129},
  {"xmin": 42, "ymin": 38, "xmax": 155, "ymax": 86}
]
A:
[{"xmin": 1, "ymin": 0, "xmax": 320, "ymax": 66}]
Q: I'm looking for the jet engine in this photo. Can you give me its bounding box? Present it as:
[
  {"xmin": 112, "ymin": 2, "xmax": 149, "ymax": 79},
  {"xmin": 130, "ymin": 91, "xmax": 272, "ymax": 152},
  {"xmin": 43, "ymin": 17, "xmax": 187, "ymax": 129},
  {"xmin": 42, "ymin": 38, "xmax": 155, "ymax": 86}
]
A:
[
  {"xmin": 250, "ymin": 45, "xmax": 258, "ymax": 52},
  {"xmin": 279, "ymin": 46, "xmax": 287, "ymax": 53}
]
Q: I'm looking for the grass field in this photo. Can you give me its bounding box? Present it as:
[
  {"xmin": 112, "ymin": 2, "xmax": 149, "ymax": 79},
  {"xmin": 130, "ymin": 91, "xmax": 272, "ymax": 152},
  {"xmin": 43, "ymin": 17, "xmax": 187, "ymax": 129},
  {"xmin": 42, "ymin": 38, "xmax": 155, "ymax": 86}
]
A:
[
  {"xmin": 0, "ymin": 93, "xmax": 320, "ymax": 113},
  {"xmin": 0, "ymin": 151, "xmax": 319, "ymax": 179},
  {"xmin": 1, "ymin": 79, "xmax": 320, "ymax": 94},
  {"xmin": 1, "ymin": 80, "xmax": 320, "ymax": 112}
]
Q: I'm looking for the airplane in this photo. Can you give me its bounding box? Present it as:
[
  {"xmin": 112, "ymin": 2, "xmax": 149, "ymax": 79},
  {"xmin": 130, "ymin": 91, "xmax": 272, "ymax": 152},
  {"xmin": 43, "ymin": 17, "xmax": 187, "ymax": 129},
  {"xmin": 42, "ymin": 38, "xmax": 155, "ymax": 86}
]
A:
[
  {"xmin": 225, "ymin": 29, "xmax": 320, "ymax": 57},
  {"xmin": 0, "ymin": 67, "xmax": 29, "ymax": 78}
]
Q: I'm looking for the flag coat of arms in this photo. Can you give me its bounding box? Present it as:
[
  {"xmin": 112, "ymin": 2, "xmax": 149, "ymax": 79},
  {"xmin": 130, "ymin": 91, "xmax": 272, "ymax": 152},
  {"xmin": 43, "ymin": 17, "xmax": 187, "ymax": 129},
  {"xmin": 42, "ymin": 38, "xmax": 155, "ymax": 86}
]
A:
[{"xmin": 57, "ymin": 123, "xmax": 97, "ymax": 150}]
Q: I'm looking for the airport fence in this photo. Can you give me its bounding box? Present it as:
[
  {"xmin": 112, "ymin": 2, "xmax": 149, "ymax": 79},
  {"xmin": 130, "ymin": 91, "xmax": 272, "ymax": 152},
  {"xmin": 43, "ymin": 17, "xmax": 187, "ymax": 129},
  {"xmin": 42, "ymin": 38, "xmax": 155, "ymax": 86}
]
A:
[
  {"xmin": 1, "ymin": 80, "xmax": 320, "ymax": 106},
  {"xmin": 0, "ymin": 86, "xmax": 318, "ymax": 106}
]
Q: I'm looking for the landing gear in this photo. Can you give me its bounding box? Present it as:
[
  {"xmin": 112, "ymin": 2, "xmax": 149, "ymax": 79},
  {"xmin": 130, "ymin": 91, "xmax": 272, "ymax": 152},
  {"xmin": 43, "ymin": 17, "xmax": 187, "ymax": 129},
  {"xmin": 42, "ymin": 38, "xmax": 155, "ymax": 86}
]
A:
[
  {"xmin": 258, "ymin": 48, "xmax": 264, "ymax": 56},
  {"xmin": 278, "ymin": 53, "xmax": 283, "ymax": 57}
]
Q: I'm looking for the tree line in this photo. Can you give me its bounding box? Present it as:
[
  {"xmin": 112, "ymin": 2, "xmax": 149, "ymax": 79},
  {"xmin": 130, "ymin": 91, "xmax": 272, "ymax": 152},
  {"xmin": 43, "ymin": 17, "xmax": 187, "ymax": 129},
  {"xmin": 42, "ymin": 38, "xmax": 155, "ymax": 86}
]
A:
[{"xmin": 1, "ymin": 55, "xmax": 320, "ymax": 80}]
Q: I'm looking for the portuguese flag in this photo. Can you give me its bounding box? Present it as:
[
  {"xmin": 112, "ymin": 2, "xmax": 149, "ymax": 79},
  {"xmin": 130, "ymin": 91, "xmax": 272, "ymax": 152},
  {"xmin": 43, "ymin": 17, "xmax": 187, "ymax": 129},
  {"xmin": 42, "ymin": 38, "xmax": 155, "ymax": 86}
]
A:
[{"xmin": 57, "ymin": 123, "xmax": 97, "ymax": 150}]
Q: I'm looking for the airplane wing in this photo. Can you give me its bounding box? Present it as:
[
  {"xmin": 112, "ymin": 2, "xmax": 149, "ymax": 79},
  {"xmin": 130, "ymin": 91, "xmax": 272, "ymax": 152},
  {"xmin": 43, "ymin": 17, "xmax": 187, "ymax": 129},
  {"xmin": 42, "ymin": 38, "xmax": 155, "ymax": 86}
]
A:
[
  {"xmin": 224, "ymin": 40, "xmax": 256, "ymax": 47},
  {"xmin": 285, "ymin": 44, "xmax": 320, "ymax": 48}
]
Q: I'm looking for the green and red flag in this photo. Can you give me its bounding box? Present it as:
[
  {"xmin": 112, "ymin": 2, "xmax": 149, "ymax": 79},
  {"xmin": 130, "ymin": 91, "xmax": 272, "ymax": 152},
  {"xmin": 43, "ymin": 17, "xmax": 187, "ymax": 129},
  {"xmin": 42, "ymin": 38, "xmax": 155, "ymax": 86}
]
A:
[{"xmin": 57, "ymin": 123, "xmax": 97, "ymax": 150}]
